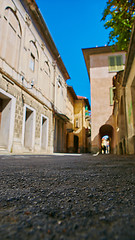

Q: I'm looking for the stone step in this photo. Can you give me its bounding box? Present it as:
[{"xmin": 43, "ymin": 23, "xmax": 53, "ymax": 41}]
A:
[
  {"xmin": 0, "ymin": 145, "xmax": 6, "ymax": 149},
  {"xmin": 0, "ymin": 145, "xmax": 8, "ymax": 154}
]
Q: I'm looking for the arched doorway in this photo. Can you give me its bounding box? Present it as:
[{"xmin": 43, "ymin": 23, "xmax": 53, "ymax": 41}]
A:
[{"xmin": 99, "ymin": 124, "xmax": 114, "ymax": 154}]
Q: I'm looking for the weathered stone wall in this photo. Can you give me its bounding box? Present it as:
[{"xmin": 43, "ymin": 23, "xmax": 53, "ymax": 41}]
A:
[{"xmin": 0, "ymin": 75, "xmax": 53, "ymax": 153}]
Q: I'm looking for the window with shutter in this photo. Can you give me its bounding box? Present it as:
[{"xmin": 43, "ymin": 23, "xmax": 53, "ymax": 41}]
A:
[
  {"xmin": 109, "ymin": 56, "xmax": 115, "ymax": 72},
  {"xmin": 108, "ymin": 55, "xmax": 123, "ymax": 72},
  {"xmin": 116, "ymin": 55, "xmax": 123, "ymax": 71},
  {"xmin": 110, "ymin": 87, "xmax": 114, "ymax": 105}
]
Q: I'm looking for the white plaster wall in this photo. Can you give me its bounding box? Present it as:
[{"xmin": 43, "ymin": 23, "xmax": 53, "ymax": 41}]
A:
[
  {"xmin": 90, "ymin": 52, "xmax": 126, "ymax": 144},
  {"xmin": 0, "ymin": 0, "xmax": 67, "ymax": 113}
]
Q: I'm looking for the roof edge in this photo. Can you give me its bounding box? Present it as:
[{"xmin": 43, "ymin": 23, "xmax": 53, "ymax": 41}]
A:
[
  {"xmin": 21, "ymin": 0, "xmax": 70, "ymax": 80},
  {"xmin": 82, "ymin": 45, "xmax": 126, "ymax": 82}
]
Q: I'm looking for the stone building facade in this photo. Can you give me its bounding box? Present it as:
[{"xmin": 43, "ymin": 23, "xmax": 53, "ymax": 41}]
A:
[
  {"xmin": 66, "ymin": 86, "xmax": 91, "ymax": 153},
  {"xmin": 113, "ymin": 21, "xmax": 135, "ymax": 154},
  {"xmin": 82, "ymin": 46, "xmax": 126, "ymax": 154},
  {"xmin": 112, "ymin": 71, "xmax": 126, "ymax": 154},
  {"xmin": 0, "ymin": 0, "xmax": 70, "ymax": 154}
]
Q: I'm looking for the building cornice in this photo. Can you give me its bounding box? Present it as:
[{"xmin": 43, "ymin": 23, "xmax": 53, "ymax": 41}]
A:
[
  {"xmin": 77, "ymin": 96, "xmax": 90, "ymax": 110},
  {"xmin": 67, "ymin": 86, "xmax": 78, "ymax": 100}
]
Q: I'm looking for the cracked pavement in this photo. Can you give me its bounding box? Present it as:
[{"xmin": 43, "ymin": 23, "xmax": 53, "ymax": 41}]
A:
[{"xmin": 0, "ymin": 154, "xmax": 135, "ymax": 240}]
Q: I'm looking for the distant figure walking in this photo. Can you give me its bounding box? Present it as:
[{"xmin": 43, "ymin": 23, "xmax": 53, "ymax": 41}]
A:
[{"xmin": 103, "ymin": 145, "xmax": 106, "ymax": 154}]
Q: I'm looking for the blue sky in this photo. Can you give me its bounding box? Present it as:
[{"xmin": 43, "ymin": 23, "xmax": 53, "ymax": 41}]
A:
[{"xmin": 36, "ymin": 0, "xmax": 110, "ymax": 105}]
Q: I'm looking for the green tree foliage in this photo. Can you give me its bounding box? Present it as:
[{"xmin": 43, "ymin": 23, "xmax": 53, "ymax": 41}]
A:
[{"xmin": 102, "ymin": 0, "xmax": 135, "ymax": 50}]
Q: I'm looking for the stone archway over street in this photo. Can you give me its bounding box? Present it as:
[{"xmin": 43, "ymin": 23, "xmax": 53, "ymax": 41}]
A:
[{"xmin": 99, "ymin": 124, "xmax": 114, "ymax": 153}]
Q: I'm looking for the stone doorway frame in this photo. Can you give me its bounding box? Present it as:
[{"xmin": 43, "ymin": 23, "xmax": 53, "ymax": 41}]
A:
[
  {"xmin": 0, "ymin": 88, "xmax": 16, "ymax": 152},
  {"xmin": 40, "ymin": 114, "xmax": 49, "ymax": 150},
  {"xmin": 22, "ymin": 104, "xmax": 36, "ymax": 151}
]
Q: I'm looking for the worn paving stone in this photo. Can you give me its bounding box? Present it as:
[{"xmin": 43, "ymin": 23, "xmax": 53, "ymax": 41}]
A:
[{"xmin": 0, "ymin": 154, "xmax": 135, "ymax": 240}]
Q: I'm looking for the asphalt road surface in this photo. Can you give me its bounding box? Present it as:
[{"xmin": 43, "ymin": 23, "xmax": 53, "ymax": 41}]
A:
[{"xmin": 0, "ymin": 154, "xmax": 135, "ymax": 240}]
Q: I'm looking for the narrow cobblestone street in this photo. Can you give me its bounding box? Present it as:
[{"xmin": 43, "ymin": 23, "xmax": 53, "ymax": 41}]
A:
[{"xmin": 0, "ymin": 154, "xmax": 135, "ymax": 240}]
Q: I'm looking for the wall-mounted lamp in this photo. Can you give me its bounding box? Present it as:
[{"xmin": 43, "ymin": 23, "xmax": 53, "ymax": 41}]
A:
[
  {"xmin": 30, "ymin": 80, "xmax": 34, "ymax": 88},
  {"xmin": 21, "ymin": 76, "xmax": 34, "ymax": 89},
  {"xmin": 27, "ymin": 80, "xmax": 34, "ymax": 89}
]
